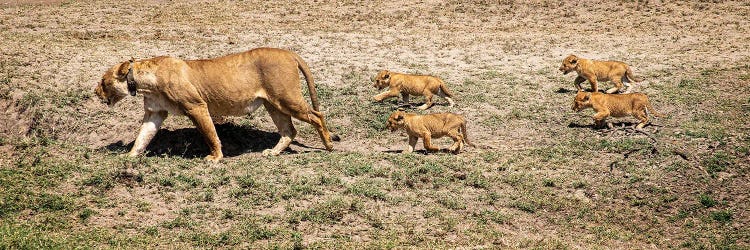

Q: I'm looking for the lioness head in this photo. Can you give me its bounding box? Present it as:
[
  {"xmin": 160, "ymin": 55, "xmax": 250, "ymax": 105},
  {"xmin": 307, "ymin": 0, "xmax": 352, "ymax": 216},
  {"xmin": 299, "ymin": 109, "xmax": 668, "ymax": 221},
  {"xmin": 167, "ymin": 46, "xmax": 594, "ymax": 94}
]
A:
[
  {"xmin": 373, "ymin": 70, "xmax": 391, "ymax": 90},
  {"xmin": 95, "ymin": 61, "xmax": 131, "ymax": 107},
  {"xmin": 572, "ymin": 91, "xmax": 592, "ymax": 112},
  {"xmin": 559, "ymin": 55, "xmax": 578, "ymax": 75},
  {"xmin": 386, "ymin": 108, "xmax": 407, "ymax": 132}
]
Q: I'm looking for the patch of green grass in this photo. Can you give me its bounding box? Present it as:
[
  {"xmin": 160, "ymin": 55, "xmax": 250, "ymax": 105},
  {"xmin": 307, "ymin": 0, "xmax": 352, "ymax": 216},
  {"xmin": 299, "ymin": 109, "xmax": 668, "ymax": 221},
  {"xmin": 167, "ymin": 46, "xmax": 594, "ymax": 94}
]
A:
[
  {"xmin": 698, "ymin": 193, "xmax": 717, "ymax": 208},
  {"xmin": 289, "ymin": 197, "xmax": 352, "ymax": 224},
  {"xmin": 435, "ymin": 192, "xmax": 466, "ymax": 210},
  {"xmin": 347, "ymin": 180, "xmax": 387, "ymax": 200},
  {"xmin": 473, "ymin": 210, "xmax": 509, "ymax": 224},
  {"xmin": 701, "ymin": 151, "xmax": 733, "ymax": 177},
  {"xmin": 710, "ymin": 210, "xmax": 732, "ymax": 223}
]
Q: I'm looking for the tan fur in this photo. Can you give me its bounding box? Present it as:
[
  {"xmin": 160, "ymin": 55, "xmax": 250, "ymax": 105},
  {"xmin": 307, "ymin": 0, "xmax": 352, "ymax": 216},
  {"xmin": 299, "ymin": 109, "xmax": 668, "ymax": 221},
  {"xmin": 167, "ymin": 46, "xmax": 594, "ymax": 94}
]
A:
[
  {"xmin": 94, "ymin": 48, "xmax": 337, "ymax": 161},
  {"xmin": 386, "ymin": 109, "xmax": 473, "ymax": 154},
  {"xmin": 372, "ymin": 70, "xmax": 455, "ymax": 110},
  {"xmin": 559, "ymin": 55, "xmax": 642, "ymax": 94},
  {"xmin": 572, "ymin": 91, "xmax": 663, "ymax": 130}
]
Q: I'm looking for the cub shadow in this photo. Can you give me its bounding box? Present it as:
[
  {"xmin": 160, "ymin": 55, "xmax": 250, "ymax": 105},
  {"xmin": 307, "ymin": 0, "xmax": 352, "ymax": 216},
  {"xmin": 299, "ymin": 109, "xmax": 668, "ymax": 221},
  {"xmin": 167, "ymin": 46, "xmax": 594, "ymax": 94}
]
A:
[
  {"xmin": 567, "ymin": 121, "xmax": 638, "ymax": 130},
  {"xmin": 104, "ymin": 123, "xmax": 315, "ymax": 159},
  {"xmin": 556, "ymin": 88, "xmax": 575, "ymax": 93}
]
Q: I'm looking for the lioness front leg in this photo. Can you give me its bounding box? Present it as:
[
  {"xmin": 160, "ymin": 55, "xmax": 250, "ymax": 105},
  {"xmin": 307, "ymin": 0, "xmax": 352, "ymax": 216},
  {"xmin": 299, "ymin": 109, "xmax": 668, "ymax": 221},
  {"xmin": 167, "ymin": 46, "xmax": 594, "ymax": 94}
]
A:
[
  {"xmin": 373, "ymin": 89, "xmax": 400, "ymax": 102},
  {"xmin": 404, "ymin": 135, "xmax": 418, "ymax": 153},
  {"xmin": 127, "ymin": 110, "xmax": 168, "ymax": 157},
  {"xmin": 184, "ymin": 104, "xmax": 223, "ymax": 162}
]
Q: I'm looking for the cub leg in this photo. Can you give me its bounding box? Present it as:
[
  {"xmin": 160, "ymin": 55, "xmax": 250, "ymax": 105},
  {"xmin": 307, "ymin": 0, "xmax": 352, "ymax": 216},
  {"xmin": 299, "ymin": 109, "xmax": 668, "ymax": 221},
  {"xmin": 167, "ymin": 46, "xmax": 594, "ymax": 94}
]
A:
[
  {"xmin": 607, "ymin": 76, "xmax": 625, "ymax": 94},
  {"xmin": 373, "ymin": 89, "xmax": 400, "ymax": 102},
  {"xmin": 573, "ymin": 76, "xmax": 586, "ymax": 91},
  {"xmin": 401, "ymin": 93, "xmax": 410, "ymax": 105},
  {"xmin": 592, "ymin": 110, "xmax": 610, "ymax": 129},
  {"xmin": 437, "ymin": 91, "xmax": 455, "ymax": 107},
  {"xmin": 184, "ymin": 104, "xmax": 223, "ymax": 162},
  {"xmin": 418, "ymin": 92, "xmax": 434, "ymax": 110},
  {"xmin": 583, "ymin": 74, "xmax": 599, "ymax": 92},
  {"xmin": 633, "ymin": 110, "xmax": 650, "ymax": 130},
  {"xmin": 421, "ymin": 133, "xmax": 440, "ymax": 152},
  {"xmin": 404, "ymin": 135, "xmax": 418, "ymax": 153},
  {"xmin": 128, "ymin": 110, "xmax": 168, "ymax": 157},
  {"xmin": 447, "ymin": 129, "xmax": 464, "ymax": 154}
]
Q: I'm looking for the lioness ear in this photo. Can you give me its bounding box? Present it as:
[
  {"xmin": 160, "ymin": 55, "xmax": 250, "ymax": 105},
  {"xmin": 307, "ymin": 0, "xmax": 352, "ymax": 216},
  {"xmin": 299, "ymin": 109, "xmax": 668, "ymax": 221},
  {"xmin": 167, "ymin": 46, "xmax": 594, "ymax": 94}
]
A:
[
  {"xmin": 584, "ymin": 92, "xmax": 591, "ymax": 101},
  {"xmin": 571, "ymin": 58, "xmax": 577, "ymax": 64},
  {"xmin": 383, "ymin": 73, "xmax": 390, "ymax": 79},
  {"xmin": 395, "ymin": 114, "xmax": 403, "ymax": 120}
]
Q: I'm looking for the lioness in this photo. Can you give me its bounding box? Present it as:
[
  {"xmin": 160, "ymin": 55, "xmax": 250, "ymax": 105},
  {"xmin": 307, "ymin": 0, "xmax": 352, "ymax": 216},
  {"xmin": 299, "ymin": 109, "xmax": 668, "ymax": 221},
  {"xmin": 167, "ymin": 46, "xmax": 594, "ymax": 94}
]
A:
[
  {"xmin": 386, "ymin": 109, "xmax": 473, "ymax": 154},
  {"xmin": 559, "ymin": 54, "xmax": 641, "ymax": 94},
  {"xmin": 572, "ymin": 91, "xmax": 663, "ymax": 130},
  {"xmin": 95, "ymin": 48, "xmax": 337, "ymax": 161},
  {"xmin": 372, "ymin": 70, "xmax": 455, "ymax": 110}
]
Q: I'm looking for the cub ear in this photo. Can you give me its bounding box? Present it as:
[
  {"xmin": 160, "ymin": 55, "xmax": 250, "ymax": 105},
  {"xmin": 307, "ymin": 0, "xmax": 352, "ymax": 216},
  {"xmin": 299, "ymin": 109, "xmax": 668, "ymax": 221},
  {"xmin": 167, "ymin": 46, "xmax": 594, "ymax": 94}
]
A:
[
  {"xmin": 570, "ymin": 58, "xmax": 577, "ymax": 64},
  {"xmin": 115, "ymin": 61, "xmax": 130, "ymax": 79},
  {"xmin": 383, "ymin": 73, "xmax": 390, "ymax": 79},
  {"xmin": 584, "ymin": 92, "xmax": 591, "ymax": 101},
  {"xmin": 395, "ymin": 114, "xmax": 403, "ymax": 120}
]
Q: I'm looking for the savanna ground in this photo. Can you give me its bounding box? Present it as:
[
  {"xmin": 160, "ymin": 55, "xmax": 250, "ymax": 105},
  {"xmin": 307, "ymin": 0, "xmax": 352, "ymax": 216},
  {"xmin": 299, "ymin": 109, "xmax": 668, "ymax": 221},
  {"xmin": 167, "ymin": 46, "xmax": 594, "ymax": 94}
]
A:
[{"xmin": 1, "ymin": 0, "xmax": 749, "ymax": 248}]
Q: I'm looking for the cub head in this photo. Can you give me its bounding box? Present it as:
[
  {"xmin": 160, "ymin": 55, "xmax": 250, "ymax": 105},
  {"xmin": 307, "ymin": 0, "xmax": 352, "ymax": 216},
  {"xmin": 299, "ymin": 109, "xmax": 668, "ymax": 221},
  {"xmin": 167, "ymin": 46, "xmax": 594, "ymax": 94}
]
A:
[
  {"xmin": 94, "ymin": 61, "xmax": 131, "ymax": 107},
  {"xmin": 386, "ymin": 108, "xmax": 407, "ymax": 132},
  {"xmin": 572, "ymin": 91, "xmax": 592, "ymax": 112},
  {"xmin": 559, "ymin": 54, "xmax": 578, "ymax": 75},
  {"xmin": 373, "ymin": 70, "xmax": 391, "ymax": 90}
]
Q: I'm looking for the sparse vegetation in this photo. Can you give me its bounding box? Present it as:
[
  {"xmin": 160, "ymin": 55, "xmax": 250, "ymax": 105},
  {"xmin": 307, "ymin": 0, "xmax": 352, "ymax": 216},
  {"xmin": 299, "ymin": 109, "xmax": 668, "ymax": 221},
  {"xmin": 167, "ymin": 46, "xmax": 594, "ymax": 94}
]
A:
[{"xmin": 0, "ymin": 0, "xmax": 748, "ymax": 248}]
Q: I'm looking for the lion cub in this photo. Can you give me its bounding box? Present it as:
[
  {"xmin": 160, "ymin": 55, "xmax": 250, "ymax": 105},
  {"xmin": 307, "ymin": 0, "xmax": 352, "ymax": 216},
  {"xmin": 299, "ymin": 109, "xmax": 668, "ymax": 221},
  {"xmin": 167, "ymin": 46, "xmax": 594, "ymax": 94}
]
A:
[
  {"xmin": 572, "ymin": 91, "xmax": 663, "ymax": 130},
  {"xmin": 386, "ymin": 109, "xmax": 473, "ymax": 154},
  {"xmin": 372, "ymin": 70, "xmax": 455, "ymax": 110},
  {"xmin": 559, "ymin": 55, "xmax": 641, "ymax": 94}
]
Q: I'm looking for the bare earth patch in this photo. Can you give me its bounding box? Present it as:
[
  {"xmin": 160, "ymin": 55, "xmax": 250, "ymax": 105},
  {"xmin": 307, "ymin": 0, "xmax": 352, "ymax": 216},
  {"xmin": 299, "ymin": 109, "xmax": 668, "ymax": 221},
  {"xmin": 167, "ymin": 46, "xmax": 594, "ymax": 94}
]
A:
[{"xmin": 0, "ymin": 1, "xmax": 748, "ymax": 248}]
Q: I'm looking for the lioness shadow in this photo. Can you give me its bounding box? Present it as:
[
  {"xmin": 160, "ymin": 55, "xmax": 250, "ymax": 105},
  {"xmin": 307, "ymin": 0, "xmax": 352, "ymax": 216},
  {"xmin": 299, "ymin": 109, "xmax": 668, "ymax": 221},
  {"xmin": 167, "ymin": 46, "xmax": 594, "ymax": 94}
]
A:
[{"xmin": 104, "ymin": 123, "xmax": 313, "ymax": 159}]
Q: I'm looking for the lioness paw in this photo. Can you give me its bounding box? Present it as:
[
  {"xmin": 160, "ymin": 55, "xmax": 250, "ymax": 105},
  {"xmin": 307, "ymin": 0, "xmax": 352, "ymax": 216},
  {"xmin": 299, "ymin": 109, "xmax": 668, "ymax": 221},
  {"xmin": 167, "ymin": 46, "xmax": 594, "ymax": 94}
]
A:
[
  {"xmin": 262, "ymin": 149, "xmax": 282, "ymax": 156},
  {"xmin": 204, "ymin": 155, "xmax": 222, "ymax": 162}
]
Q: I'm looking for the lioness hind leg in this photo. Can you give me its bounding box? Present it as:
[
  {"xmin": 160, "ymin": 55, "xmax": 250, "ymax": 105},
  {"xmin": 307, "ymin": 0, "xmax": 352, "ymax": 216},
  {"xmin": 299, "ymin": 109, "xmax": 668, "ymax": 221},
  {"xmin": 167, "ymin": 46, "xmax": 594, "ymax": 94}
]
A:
[
  {"xmin": 263, "ymin": 103, "xmax": 297, "ymax": 156},
  {"xmin": 286, "ymin": 106, "xmax": 335, "ymax": 152}
]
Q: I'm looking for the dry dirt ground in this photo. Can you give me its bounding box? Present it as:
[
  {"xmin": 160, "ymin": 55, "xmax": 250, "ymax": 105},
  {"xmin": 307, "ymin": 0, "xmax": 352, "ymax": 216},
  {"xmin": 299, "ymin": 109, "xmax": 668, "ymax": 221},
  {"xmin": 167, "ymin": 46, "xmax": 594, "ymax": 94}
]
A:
[{"xmin": 1, "ymin": 0, "xmax": 749, "ymax": 248}]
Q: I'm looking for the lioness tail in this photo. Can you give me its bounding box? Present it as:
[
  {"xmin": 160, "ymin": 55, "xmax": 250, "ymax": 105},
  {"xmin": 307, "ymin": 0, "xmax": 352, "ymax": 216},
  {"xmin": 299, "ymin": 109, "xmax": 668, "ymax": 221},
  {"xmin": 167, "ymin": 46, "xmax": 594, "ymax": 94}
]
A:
[{"xmin": 293, "ymin": 53, "xmax": 320, "ymax": 111}]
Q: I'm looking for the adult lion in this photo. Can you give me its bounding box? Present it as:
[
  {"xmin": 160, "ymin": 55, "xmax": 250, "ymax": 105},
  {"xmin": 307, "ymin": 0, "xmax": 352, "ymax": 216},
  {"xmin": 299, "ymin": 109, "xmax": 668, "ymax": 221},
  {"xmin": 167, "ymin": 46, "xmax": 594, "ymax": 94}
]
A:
[{"xmin": 94, "ymin": 48, "xmax": 338, "ymax": 161}]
